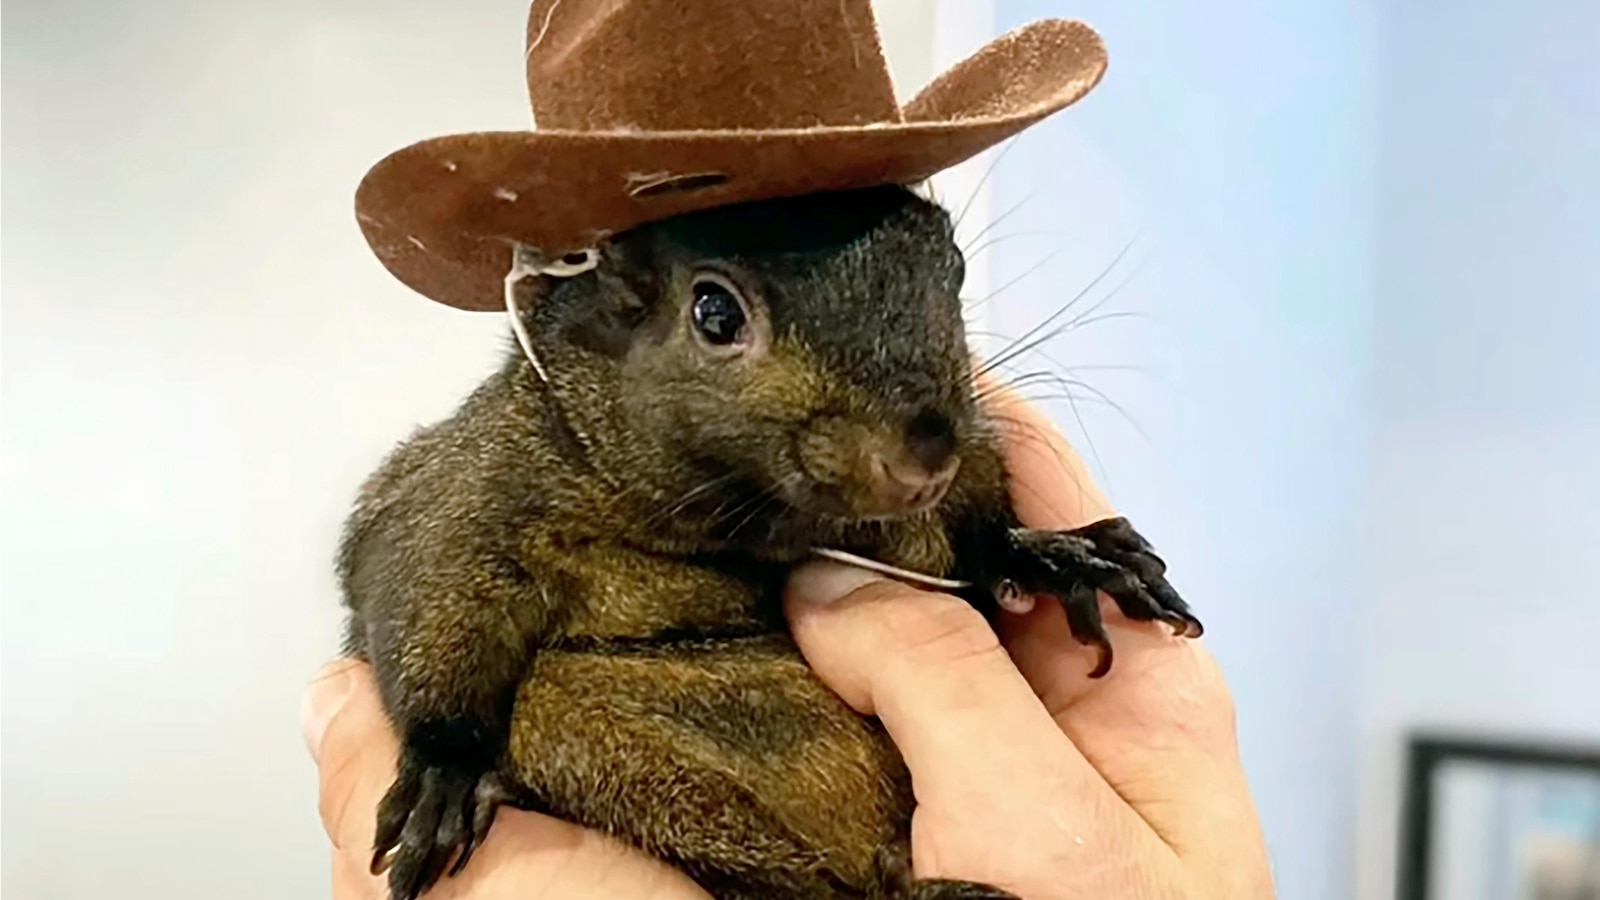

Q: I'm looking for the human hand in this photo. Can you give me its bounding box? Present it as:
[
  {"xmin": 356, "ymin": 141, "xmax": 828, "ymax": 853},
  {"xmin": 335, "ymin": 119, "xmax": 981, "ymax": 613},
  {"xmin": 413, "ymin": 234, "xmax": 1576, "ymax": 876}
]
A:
[
  {"xmin": 782, "ymin": 387, "xmax": 1275, "ymax": 899},
  {"xmin": 301, "ymin": 660, "xmax": 712, "ymax": 900}
]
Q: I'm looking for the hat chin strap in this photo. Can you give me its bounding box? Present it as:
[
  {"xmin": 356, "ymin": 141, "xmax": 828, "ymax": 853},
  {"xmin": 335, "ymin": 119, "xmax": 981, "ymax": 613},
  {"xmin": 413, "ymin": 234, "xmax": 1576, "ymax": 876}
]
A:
[
  {"xmin": 810, "ymin": 547, "xmax": 973, "ymax": 591},
  {"xmin": 501, "ymin": 244, "xmax": 972, "ymax": 596},
  {"xmin": 504, "ymin": 244, "xmax": 601, "ymax": 388}
]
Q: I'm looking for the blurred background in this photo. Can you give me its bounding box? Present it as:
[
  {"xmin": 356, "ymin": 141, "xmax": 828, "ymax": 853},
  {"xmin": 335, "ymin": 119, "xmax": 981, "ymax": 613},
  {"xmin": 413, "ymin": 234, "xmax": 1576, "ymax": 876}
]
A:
[{"xmin": 3, "ymin": 0, "xmax": 1596, "ymax": 897}]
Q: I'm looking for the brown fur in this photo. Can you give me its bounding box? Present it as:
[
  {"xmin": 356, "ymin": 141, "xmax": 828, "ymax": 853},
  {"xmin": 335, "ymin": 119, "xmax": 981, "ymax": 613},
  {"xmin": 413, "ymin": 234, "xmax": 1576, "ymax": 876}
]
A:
[{"xmin": 336, "ymin": 185, "xmax": 1200, "ymax": 900}]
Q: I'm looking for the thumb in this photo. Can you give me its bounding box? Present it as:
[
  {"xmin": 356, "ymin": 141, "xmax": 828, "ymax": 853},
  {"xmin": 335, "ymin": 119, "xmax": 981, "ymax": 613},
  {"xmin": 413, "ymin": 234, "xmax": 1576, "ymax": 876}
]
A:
[
  {"xmin": 782, "ymin": 560, "xmax": 1074, "ymax": 797},
  {"xmin": 782, "ymin": 560, "xmax": 1033, "ymax": 721},
  {"xmin": 781, "ymin": 561, "xmax": 949, "ymax": 714}
]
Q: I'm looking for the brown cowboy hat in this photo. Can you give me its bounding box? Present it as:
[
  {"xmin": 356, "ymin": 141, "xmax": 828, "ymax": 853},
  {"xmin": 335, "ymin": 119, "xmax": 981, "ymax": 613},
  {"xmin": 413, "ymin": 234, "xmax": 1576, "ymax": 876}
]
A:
[{"xmin": 355, "ymin": 0, "xmax": 1108, "ymax": 311}]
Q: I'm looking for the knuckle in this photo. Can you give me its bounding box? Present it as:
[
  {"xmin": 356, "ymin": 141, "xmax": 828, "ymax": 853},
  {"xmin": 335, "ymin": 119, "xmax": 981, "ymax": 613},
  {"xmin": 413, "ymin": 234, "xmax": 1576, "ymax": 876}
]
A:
[
  {"xmin": 1151, "ymin": 645, "xmax": 1241, "ymax": 748},
  {"xmin": 317, "ymin": 744, "xmax": 368, "ymax": 849},
  {"xmin": 1199, "ymin": 670, "xmax": 1241, "ymax": 737},
  {"xmin": 881, "ymin": 591, "xmax": 1003, "ymax": 669}
]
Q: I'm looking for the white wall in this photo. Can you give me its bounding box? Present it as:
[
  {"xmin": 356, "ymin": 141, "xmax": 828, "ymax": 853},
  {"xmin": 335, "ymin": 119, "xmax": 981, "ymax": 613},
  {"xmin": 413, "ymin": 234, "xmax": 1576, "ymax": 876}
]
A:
[
  {"xmin": 0, "ymin": 2, "xmax": 956, "ymax": 897},
  {"xmin": 1355, "ymin": 1, "xmax": 1600, "ymax": 896},
  {"xmin": 985, "ymin": 2, "xmax": 1377, "ymax": 899}
]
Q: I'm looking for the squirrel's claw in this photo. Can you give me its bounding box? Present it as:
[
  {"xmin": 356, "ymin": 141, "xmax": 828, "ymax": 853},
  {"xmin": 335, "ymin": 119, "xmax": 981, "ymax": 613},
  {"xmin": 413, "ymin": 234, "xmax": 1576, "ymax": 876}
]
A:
[
  {"xmin": 372, "ymin": 754, "xmax": 516, "ymax": 900},
  {"xmin": 449, "ymin": 770, "xmax": 520, "ymax": 877},
  {"xmin": 999, "ymin": 517, "xmax": 1203, "ymax": 677}
]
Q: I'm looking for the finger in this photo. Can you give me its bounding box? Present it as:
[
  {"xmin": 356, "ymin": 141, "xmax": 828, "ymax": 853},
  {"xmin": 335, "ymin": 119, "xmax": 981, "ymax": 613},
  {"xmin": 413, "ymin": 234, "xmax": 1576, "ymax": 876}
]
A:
[
  {"xmin": 785, "ymin": 563, "xmax": 1066, "ymax": 783},
  {"xmin": 985, "ymin": 393, "xmax": 1270, "ymax": 889},
  {"xmin": 983, "ymin": 389, "xmax": 1191, "ymax": 712},
  {"xmin": 333, "ymin": 846, "xmax": 383, "ymax": 900},
  {"xmin": 1007, "ymin": 602, "xmax": 1266, "ymax": 887},
  {"xmin": 784, "ymin": 562, "xmax": 1163, "ymax": 886},
  {"xmin": 304, "ymin": 658, "xmax": 363, "ymax": 762},
  {"xmin": 307, "ymin": 660, "xmax": 403, "ymax": 856},
  {"xmin": 984, "ymin": 395, "xmax": 1233, "ymax": 741},
  {"xmin": 423, "ymin": 813, "xmax": 712, "ymax": 900},
  {"xmin": 1000, "ymin": 600, "xmax": 1242, "ymax": 781}
]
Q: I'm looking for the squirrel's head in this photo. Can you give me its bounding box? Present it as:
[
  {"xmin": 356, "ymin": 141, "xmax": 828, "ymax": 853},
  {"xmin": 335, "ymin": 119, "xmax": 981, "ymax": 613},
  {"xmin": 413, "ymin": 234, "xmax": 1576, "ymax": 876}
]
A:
[{"xmin": 513, "ymin": 185, "xmax": 987, "ymax": 552}]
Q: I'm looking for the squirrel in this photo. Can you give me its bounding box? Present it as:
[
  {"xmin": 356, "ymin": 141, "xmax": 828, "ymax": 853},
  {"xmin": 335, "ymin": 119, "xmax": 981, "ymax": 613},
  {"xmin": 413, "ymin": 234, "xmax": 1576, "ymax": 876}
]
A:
[{"xmin": 336, "ymin": 183, "xmax": 1202, "ymax": 900}]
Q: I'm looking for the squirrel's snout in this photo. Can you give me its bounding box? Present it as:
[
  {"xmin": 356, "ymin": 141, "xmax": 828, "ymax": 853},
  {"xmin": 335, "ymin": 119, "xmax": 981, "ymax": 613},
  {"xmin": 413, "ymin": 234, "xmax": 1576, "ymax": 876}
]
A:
[
  {"xmin": 796, "ymin": 408, "xmax": 964, "ymax": 519},
  {"xmin": 867, "ymin": 451, "xmax": 959, "ymax": 514},
  {"xmin": 875, "ymin": 406, "xmax": 960, "ymax": 514}
]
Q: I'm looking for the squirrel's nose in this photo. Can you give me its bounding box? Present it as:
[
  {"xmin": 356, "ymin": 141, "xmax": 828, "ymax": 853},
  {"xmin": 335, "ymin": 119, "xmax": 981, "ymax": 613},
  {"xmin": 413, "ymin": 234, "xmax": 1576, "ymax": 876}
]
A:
[
  {"xmin": 869, "ymin": 450, "xmax": 960, "ymax": 513},
  {"xmin": 904, "ymin": 409, "xmax": 956, "ymax": 471}
]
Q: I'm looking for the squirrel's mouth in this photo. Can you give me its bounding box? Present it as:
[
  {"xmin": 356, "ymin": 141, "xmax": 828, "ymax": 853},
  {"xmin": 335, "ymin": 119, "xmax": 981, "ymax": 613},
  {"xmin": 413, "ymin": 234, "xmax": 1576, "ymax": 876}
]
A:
[
  {"xmin": 699, "ymin": 469, "xmax": 953, "ymax": 562},
  {"xmin": 775, "ymin": 464, "xmax": 958, "ymax": 524}
]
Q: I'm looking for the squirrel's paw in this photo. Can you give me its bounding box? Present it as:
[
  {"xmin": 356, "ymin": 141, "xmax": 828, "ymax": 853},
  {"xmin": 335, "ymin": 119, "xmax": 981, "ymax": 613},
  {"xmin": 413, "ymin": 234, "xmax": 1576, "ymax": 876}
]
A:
[
  {"xmin": 908, "ymin": 883, "xmax": 1024, "ymax": 899},
  {"xmin": 999, "ymin": 517, "xmax": 1202, "ymax": 677},
  {"xmin": 371, "ymin": 748, "xmax": 521, "ymax": 900},
  {"xmin": 875, "ymin": 838, "xmax": 1020, "ymax": 899}
]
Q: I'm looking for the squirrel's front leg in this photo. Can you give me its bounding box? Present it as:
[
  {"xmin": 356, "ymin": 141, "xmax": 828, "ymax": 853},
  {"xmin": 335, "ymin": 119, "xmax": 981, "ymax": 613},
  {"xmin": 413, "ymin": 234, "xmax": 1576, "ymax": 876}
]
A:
[{"xmin": 353, "ymin": 561, "xmax": 556, "ymax": 900}]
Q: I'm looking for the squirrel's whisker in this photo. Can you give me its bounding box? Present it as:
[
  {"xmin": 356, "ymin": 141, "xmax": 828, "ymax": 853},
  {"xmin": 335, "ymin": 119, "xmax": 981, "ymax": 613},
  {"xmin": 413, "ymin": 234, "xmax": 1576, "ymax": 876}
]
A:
[{"xmin": 971, "ymin": 226, "xmax": 1145, "ymax": 376}]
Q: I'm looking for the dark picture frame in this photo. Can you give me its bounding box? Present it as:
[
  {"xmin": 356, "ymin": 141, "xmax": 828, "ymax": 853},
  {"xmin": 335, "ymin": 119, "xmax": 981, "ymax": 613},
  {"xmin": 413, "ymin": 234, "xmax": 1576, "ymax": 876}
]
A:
[{"xmin": 1398, "ymin": 732, "xmax": 1600, "ymax": 900}]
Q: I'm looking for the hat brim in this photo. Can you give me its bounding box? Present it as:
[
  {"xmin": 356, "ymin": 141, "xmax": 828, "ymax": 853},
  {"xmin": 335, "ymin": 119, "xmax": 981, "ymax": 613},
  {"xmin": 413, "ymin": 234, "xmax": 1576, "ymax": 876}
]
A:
[{"xmin": 355, "ymin": 19, "xmax": 1106, "ymax": 311}]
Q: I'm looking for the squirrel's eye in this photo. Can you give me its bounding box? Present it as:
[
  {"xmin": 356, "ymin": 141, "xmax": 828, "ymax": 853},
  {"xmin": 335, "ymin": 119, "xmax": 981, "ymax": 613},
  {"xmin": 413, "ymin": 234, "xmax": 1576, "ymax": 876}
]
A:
[{"xmin": 690, "ymin": 277, "xmax": 747, "ymax": 346}]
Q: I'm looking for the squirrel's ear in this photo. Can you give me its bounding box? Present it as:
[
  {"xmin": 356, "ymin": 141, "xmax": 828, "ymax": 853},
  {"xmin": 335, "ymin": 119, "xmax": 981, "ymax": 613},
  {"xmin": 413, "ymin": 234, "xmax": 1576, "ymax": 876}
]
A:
[{"xmin": 547, "ymin": 263, "xmax": 651, "ymax": 359}]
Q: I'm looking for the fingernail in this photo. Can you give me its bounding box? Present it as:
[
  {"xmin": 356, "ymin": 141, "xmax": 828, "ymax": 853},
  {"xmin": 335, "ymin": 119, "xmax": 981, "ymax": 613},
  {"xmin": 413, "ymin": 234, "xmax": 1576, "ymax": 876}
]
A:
[
  {"xmin": 788, "ymin": 560, "xmax": 886, "ymax": 606},
  {"xmin": 301, "ymin": 660, "xmax": 356, "ymax": 762}
]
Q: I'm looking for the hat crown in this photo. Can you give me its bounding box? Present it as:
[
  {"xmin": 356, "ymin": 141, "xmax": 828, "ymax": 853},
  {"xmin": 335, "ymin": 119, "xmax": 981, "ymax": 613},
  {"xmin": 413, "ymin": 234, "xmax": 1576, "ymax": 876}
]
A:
[{"xmin": 524, "ymin": 0, "xmax": 903, "ymax": 132}]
